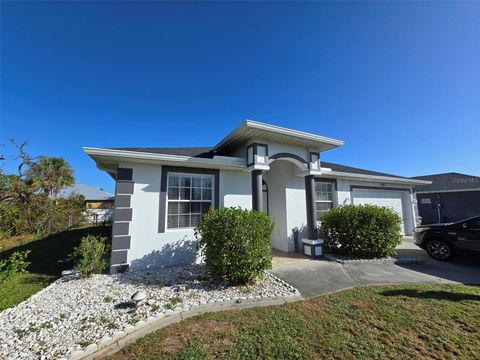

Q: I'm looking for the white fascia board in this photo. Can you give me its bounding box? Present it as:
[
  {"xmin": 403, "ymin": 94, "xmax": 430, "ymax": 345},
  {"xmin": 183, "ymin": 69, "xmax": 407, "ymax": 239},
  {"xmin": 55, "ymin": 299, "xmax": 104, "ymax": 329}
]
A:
[
  {"xmin": 83, "ymin": 147, "xmax": 246, "ymax": 170},
  {"xmin": 213, "ymin": 119, "xmax": 344, "ymax": 150},
  {"xmin": 316, "ymin": 170, "xmax": 432, "ymax": 186},
  {"xmin": 244, "ymin": 120, "xmax": 345, "ymax": 146},
  {"xmin": 415, "ymin": 188, "xmax": 480, "ymax": 194}
]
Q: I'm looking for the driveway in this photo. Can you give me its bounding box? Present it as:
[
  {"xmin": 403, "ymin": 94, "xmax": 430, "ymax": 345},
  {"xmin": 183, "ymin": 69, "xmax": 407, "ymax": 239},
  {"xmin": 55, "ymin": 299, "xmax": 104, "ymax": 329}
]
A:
[{"xmin": 270, "ymin": 241, "xmax": 480, "ymax": 298}]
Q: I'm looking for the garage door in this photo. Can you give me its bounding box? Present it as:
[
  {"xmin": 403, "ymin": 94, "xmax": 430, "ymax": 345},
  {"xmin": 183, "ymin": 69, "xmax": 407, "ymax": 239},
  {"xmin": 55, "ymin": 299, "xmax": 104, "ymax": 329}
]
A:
[{"xmin": 352, "ymin": 189, "xmax": 410, "ymax": 235}]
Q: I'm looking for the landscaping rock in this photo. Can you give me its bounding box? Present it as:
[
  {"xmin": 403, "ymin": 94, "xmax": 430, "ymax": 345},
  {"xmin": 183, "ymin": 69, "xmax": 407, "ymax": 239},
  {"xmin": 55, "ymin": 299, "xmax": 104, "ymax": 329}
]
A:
[{"xmin": 0, "ymin": 264, "xmax": 299, "ymax": 360}]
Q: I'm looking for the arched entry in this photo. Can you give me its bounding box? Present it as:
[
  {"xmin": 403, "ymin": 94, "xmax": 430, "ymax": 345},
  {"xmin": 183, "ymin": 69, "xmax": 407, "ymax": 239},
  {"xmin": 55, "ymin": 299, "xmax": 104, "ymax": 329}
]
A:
[{"xmin": 262, "ymin": 180, "xmax": 268, "ymax": 215}]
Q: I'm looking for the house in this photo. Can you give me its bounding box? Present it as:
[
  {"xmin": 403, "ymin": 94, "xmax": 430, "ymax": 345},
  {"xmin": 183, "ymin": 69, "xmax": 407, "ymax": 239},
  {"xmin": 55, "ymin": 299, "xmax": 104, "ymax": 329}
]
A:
[
  {"xmin": 59, "ymin": 183, "xmax": 115, "ymax": 223},
  {"xmin": 412, "ymin": 172, "xmax": 480, "ymax": 224},
  {"xmin": 84, "ymin": 120, "xmax": 429, "ymax": 273}
]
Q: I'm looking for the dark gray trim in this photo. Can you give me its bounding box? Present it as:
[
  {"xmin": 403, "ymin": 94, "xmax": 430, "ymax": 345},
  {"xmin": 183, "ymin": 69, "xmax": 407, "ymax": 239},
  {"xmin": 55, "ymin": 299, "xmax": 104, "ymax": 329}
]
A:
[
  {"xmin": 309, "ymin": 152, "xmax": 320, "ymax": 162},
  {"xmin": 114, "ymin": 208, "xmax": 133, "ymax": 222},
  {"xmin": 159, "ymin": 166, "xmax": 220, "ymax": 233},
  {"xmin": 246, "ymin": 143, "xmax": 254, "ymax": 167},
  {"xmin": 116, "ymin": 181, "xmax": 134, "ymax": 195},
  {"xmin": 251, "ymin": 170, "xmax": 263, "ymax": 211},
  {"xmin": 315, "ymin": 177, "xmax": 338, "ymax": 191},
  {"xmin": 110, "ymin": 264, "xmax": 129, "ymax": 274},
  {"xmin": 262, "ymin": 179, "xmax": 269, "ymax": 215},
  {"xmin": 269, "ymin": 152, "xmax": 308, "ymax": 164},
  {"xmin": 254, "ymin": 143, "xmax": 269, "ymax": 157},
  {"xmin": 308, "ymin": 152, "xmax": 320, "ymax": 170},
  {"xmin": 110, "ymin": 250, "xmax": 128, "ymax": 265},
  {"xmin": 305, "ymin": 175, "xmax": 318, "ymax": 240},
  {"xmin": 117, "ymin": 168, "xmax": 133, "ymax": 181},
  {"xmin": 112, "ymin": 236, "xmax": 131, "ymax": 250},
  {"xmin": 350, "ymin": 185, "xmax": 412, "ymax": 194},
  {"xmin": 246, "ymin": 143, "xmax": 269, "ymax": 167},
  {"xmin": 110, "ymin": 167, "xmax": 134, "ymax": 274},
  {"xmin": 112, "ymin": 222, "xmax": 129, "ymax": 236},
  {"xmin": 115, "ymin": 194, "xmax": 131, "ymax": 208}
]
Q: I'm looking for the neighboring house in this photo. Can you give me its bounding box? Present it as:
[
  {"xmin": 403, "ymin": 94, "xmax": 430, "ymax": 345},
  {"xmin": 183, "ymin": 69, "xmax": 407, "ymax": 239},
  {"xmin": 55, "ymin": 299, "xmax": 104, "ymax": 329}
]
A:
[
  {"xmin": 412, "ymin": 172, "xmax": 480, "ymax": 224},
  {"xmin": 59, "ymin": 183, "xmax": 115, "ymax": 223},
  {"xmin": 84, "ymin": 120, "xmax": 428, "ymax": 273}
]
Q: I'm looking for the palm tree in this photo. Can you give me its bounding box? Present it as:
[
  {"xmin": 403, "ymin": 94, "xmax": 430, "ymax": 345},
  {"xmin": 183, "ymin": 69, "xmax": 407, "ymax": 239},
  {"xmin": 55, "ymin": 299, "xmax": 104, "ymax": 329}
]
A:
[{"xmin": 27, "ymin": 156, "xmax": 74, "ymax": 197}]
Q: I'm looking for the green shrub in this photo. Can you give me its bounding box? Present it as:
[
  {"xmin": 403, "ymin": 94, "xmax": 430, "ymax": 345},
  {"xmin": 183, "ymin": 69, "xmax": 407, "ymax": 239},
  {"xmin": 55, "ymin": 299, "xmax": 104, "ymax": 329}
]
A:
[
  {"xmin": 0, "ymin": 250, "xmax": 31, "ymax": 284},
  {"xmin": 71, "ymin": 234, "xmax": 110, "ymax": 278},
  {"xmin": 321, "ymin": 204, "xmax": 402, "ymax": 258},
  {"xmin": 195, "ymin": 207, "xmax": 274, "ymax": 284}
]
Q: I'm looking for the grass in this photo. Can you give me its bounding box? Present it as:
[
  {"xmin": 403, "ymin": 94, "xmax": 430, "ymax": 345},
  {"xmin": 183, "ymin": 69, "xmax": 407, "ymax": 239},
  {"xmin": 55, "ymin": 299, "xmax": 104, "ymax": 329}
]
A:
[
  {"xmin": 104, "ymin": 284, "xmax": 480, "ymax": 360},
  {"xmin": 0, "ymin": 225, "xmax": 111, "ymax": 311}
]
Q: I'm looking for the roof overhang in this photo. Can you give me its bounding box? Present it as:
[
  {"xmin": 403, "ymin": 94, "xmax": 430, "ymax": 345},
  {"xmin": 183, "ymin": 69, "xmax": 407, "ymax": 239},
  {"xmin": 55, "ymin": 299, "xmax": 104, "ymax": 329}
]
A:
[
  {"xmin": 83, "ymin": 147, "xmax": 246, "ymax": 179},
  {"xmin": 214, "ymin": 119, "xmax": 344, "ymax": 153}
]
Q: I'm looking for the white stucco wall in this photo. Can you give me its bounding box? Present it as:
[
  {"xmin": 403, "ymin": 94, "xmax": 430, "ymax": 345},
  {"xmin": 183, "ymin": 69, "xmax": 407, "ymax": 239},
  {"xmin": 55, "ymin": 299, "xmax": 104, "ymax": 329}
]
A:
[
  {"xmin": 263, "ymin": 160, "xmax": 307, "ymax": 252},
  {"xmin": 122, "ymin": 159, "xmax": 417, "ymax": 270},
  {"xmin": 219, "ymin": 170, "xmax": 252, "ymax": 209},
  {"xmin": 124, "ymin": 163, "xmax": 253, "ymax": 271}
]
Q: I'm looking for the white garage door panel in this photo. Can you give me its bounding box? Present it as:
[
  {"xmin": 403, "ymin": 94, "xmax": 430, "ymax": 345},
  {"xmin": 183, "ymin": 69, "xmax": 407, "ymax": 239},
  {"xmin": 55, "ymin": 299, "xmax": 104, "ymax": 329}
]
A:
[{"xmin": 352, "ymin": 190, "xmax": 407, "ymax": 235}]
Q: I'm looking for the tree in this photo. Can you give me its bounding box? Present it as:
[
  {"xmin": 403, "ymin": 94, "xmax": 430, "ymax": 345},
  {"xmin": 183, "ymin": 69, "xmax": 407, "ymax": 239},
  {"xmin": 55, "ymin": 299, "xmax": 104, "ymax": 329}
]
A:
[
  {"xmin": 27, "ymin": 156, "xmax": 74, "ymax": 198},
  {"xmin": 0, "ymin": 140, "xmax": 84, "ymax": 238}
]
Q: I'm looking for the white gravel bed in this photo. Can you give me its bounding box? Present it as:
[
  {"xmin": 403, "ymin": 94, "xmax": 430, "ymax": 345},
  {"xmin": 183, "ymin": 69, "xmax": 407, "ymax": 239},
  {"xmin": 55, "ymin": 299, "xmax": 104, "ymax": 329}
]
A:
[{"xmin": 0, "ymin": 265, "xmax": 298, "ymax": 360}]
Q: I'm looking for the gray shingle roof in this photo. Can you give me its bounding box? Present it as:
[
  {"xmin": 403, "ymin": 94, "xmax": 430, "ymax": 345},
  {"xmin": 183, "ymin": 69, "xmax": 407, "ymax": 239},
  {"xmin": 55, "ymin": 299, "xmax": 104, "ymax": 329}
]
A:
[
  {"xmin": 412, "ymin": 172, "xmax": 480, "ymax": 192},
  {"xmin": 321, "ymin": 161, "xmax": 407, "ymax": 179},
  {"xmin": 110, "ymin": 147, "xmax": 411, "ymax": 180},
  {"xmin": 59, "ymin": 184, "xmax": 114, "ymax": 201}
]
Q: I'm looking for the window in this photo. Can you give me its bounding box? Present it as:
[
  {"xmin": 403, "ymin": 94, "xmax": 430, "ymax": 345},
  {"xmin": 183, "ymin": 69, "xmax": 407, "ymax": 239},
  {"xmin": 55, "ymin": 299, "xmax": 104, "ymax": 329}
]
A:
[
  {"xmin": 315, "ymin": 182, "xmax": 333, "ymax": 220},
  {"xmin": 167, "ymin": 173, "xmax": 213, "ymax": 229}
]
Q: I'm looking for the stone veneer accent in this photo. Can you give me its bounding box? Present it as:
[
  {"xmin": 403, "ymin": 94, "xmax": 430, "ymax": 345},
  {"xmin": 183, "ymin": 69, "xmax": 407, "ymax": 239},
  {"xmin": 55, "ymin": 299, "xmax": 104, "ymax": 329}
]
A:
[{"xmin": 110, "ymin": 168, "xmax": 134, "ymax": 274}]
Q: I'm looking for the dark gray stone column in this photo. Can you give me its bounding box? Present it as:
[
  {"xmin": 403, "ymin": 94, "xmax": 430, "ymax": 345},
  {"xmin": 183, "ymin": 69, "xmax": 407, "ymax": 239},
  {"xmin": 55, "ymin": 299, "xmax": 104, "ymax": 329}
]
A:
[
  {"xmin": 251, "ymin": 170, "xmax": 263, "ymax": 211},
  {"xmin": 305, "ymin": 175, "xmax": 318, "ymax": 240}
]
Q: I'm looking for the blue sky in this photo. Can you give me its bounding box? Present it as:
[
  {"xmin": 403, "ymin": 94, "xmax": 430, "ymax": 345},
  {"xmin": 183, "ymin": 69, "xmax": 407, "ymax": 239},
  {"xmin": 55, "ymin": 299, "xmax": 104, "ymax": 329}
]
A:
[{"xmin": 1, "ymin": 1, "xmax": 479, "ymax": 193}]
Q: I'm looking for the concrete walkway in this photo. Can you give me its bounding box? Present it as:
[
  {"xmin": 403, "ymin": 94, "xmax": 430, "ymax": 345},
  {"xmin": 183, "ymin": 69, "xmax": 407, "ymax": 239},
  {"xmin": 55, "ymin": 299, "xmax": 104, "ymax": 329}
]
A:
[{"xmin": 271, "ymin": 242, "xmax": 480, "ymax": 298}]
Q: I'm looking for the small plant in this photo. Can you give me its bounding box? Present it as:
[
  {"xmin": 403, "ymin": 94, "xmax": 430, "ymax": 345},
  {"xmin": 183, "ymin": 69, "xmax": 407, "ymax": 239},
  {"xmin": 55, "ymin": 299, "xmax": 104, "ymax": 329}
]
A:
[
  {"xmin": 165, "ymin": 295, "xmax": 182, "ymax": 309},
  {"xmin": 71, "ymin": 234, "xmax": 110, "ymax": 278},
  {"xmin": 151, "ymin": 304, "xmax": 160, "ymax": 312},
  {"xmin": 195, "ymin": 207, "xmax": 274, "ymax": 284},
  {"xmin": 127, "ymin": 316, "xmax": 140, "ymax": 325},
  {"xmin": 14, "ymin": 328, "xmax": 28, "ymax": 339},
  {"xmin": 99, "ymin": 316, "xmax": 118, "ymax": 330},
  {"xmin": 0, "ymin": 250, "xmax": 31, "ymax": 284},
  {"xmin": 77, "ymin": 340, "xmax": 91, "ymax": 348},
  {"xmin": 104, "ymin": 295, "xmax": 113, "ymax": 302}
]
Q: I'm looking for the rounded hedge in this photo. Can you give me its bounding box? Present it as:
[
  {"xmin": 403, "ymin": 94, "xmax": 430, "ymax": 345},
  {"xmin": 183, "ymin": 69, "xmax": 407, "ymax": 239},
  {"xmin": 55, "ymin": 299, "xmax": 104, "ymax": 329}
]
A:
[
  {"xmin": 321, "ymin": 204, "xmax": 402, "ymax": 258},
  {"xmin": 194, "ymin": 207, "xmax": 274, "ymax": 284}
]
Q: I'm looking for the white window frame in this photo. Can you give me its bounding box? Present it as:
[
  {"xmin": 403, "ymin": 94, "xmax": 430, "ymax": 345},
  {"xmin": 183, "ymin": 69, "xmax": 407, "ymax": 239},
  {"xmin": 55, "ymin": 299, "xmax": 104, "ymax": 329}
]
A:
[
  {"xmin": 315, "ymin": 181, "xmax": 334, "ymax": 221},
  {"xmin": 166, "ymin": 172, "xmax": 215, "ymax": 230}
]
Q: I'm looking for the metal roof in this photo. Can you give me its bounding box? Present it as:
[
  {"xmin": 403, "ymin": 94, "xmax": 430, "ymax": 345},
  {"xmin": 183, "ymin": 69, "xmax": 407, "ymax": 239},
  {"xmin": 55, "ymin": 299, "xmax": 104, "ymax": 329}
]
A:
[
  {"xmin": 412, "ymin": 172, "xmax": 480, "ymax": 192},
  {"xmin": 59, "ymin": 183, "xmax": 114, "ymax": 201}
]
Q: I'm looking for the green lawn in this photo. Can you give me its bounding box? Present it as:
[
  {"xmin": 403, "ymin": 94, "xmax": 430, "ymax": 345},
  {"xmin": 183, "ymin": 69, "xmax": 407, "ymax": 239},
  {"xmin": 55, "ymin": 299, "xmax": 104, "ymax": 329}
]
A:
[
  {"xmin": 105, "ymin": 284, "xmax": 480, "ymax": 360},
  {"xmin": 0, "ymin": 225, "xmax": 111, "ymax": 311}
]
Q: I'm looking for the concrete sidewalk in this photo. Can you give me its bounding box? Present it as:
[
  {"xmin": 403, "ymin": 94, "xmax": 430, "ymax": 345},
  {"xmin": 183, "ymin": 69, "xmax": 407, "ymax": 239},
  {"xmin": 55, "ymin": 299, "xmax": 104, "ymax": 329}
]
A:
[{"xmin": 271, "ymin": 242, "xmax": 480, "ymax": 298}]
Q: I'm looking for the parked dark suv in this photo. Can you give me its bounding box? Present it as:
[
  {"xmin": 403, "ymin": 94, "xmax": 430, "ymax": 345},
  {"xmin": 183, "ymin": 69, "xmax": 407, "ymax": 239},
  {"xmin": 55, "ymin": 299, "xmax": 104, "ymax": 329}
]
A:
[{"xmin": 414, "ymin": 215, "xmax": 480, "ymax": 260}]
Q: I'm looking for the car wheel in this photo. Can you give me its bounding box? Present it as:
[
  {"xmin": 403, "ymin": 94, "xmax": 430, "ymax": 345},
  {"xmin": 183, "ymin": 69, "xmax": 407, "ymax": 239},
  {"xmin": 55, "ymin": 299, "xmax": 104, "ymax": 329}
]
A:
[{"xmin": 425, "ymin": 238, "xmax": 454, "ymax": 260}]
